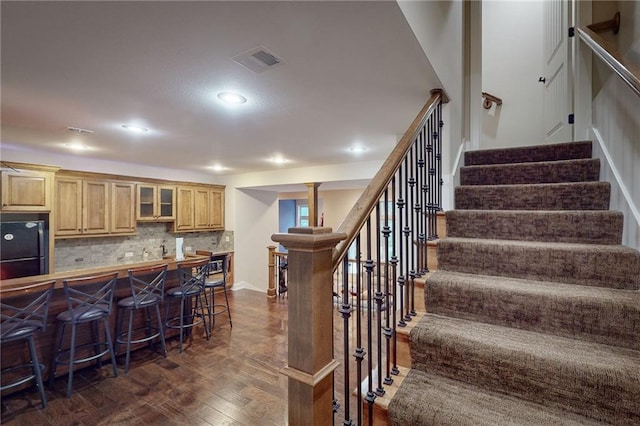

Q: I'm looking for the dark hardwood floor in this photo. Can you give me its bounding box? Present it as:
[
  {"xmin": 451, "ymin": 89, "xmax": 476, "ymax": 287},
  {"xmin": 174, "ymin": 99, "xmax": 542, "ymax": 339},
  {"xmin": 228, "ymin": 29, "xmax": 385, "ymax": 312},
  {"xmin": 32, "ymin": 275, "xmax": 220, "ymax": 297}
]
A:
[{"xmin": 1, "ymin": 289, "xmax": 291, "ymax": 425}]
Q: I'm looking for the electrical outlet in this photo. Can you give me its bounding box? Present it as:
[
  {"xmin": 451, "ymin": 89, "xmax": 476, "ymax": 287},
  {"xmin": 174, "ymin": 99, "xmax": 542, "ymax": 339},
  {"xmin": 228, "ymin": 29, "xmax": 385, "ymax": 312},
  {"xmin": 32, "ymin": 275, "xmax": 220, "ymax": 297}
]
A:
[
  {"xmin": 225, "ymin": 236, "xmax": 230, "ymax": 242},
  {"xmin": 125, "ymin": 252, "xmax": 133, "ymax": 257},
  {"xmin": 185, "ymin": 246, "xmax": 192, "ymax": 252}
]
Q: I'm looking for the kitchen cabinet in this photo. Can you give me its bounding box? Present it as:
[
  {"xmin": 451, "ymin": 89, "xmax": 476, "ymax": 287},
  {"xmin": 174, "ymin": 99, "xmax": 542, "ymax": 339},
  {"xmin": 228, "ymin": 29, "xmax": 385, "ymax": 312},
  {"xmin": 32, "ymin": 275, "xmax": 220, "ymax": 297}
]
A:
[
  {"xmin": 1, "ymin": 166, "xmax": 56, "ymax": 212},
  {"xmin": 111, "ymin": 182, "xmax": 136, "ymax": 233},
  {"xmin": 194, "ymin": 187, "xmax": 225, "ymax": 230},
  {"xmin": 175, "ymin": 187, "xmax": 195, "ymax": 231},
  {"xmin": 137, "ymin": 184, "xmax": 175, "ymax": 221},
  {"xmin": 175, "ymin": 185, "xmax": 224, "ymax": 232},
  {"xmin": 54, "ymin": 176, "xmax": 136, "ymax": 237}
]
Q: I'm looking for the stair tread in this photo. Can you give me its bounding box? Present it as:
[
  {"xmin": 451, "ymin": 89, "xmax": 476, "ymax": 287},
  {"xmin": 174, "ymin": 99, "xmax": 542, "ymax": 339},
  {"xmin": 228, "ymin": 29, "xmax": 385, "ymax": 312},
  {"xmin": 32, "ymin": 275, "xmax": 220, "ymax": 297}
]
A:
[
  {"xmin": 388, "ymin": 369, "xmax": 603, "ymax": 426},
  {"xmin": 424, "ymin": 270, "xmax": 640, "ymax": 350},
  {"xmin": 460, "ymin": 158, "xmax": 600, "ymax": 185},
  {"xmin": 464, "ymin": 141, "xmax": 593, "ymax": 166},
  {"xmin": 413, "ymin": 313, "xmax": 640, "ymax": 372},
  {"xmin": 440, "ymin": 237, "xmax": 639, "ymax": 253},
  {"xmin": 445, "ymin": 209, "xmax": 623, "ymax": 244},
  {"xmin": 454, "ymin": 181, "xmax": 611, "ymax": 210},
  {"xmin": 428, "ymin": 270, "xmax": 640, "ymax": 302},
  {"xmin": 437, "ymin": 237, "xmax": 640, "ymax": 289}
]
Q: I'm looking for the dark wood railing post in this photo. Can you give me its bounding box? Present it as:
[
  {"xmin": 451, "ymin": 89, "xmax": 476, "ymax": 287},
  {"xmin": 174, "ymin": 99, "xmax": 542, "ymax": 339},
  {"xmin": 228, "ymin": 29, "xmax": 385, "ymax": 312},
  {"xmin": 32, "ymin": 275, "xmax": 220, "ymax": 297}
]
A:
[
  {"xmin": 267, "ymin": 246, "xmax": 277, "ymax": 298},
  {"xmin": 272, "ymin": 227, "xmax": 346, "ymax": 425}
]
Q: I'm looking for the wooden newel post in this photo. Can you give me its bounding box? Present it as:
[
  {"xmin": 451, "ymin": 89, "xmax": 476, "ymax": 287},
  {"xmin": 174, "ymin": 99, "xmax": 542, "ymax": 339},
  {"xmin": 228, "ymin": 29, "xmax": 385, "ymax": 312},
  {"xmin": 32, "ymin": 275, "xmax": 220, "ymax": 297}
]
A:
[
  {"xmin": 271, "ymin": 227, "xmax": 346, "ymax": 426},
  {"xmin": 267, "ymin": 245, "xmax": 277, "ymax": 299}
]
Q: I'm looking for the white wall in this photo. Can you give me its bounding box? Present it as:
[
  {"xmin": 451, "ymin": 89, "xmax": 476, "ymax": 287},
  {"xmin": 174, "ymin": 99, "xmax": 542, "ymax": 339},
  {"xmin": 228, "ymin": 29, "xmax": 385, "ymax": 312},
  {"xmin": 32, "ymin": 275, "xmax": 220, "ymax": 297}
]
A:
[
  {"xmin": 233, "ymin": 188, "xmax": 279, "ymax": 292},
  {"xmin": 481, "ymin": 1, "xmax": 545, "ymax": 149},
  {"xmin": 397, "ymin": 0, "xmax": 464, "ymax": 212},
  {"xmin": 397, "ymin": 0, "xmax": 464, "ymax": 176}
]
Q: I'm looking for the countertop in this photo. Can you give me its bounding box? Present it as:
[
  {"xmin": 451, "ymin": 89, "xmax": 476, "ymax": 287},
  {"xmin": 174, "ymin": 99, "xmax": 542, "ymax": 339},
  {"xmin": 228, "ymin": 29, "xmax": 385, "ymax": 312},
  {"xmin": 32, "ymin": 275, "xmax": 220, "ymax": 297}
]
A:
[{"xmin": 0, "ymin": 254, "xmax": 209, "ymax": 296}]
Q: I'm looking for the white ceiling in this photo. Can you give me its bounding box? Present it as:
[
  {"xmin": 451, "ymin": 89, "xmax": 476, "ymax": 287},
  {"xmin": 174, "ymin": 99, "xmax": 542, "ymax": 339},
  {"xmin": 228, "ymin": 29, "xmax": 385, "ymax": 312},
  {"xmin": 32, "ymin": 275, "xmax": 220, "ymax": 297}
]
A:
[{"xmin": 1, "ymin": 1, "xmax": 440, "ymax": 178}]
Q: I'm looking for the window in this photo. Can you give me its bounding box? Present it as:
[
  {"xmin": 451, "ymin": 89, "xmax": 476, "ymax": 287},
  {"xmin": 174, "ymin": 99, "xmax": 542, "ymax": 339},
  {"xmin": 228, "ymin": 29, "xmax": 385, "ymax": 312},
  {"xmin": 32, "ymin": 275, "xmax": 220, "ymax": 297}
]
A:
[{"xmin": 297, "ymin": 203, "xmax": 309, "ymax": 227}]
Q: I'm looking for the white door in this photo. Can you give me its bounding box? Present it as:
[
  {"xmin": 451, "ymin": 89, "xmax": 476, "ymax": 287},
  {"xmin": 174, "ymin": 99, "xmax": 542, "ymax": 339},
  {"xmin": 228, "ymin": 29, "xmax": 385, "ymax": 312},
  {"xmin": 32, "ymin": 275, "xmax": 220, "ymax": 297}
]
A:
[{"xmin": 543, "ymin": 0, "xmax": 573, "ymax": 143}]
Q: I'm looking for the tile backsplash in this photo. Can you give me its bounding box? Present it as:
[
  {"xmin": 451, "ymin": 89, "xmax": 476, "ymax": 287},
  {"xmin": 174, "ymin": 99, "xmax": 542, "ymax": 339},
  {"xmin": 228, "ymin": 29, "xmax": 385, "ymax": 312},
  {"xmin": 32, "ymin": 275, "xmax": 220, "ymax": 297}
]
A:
[{"xmin": 54, "ymin": 223, "xmax": 234, "ymax": 273}]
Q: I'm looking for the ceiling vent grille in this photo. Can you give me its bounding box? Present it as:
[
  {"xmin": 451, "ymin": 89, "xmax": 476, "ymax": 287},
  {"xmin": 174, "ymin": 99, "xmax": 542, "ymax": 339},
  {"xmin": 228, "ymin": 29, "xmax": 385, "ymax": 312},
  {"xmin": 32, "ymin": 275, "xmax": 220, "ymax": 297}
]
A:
[{"xmin": 232, "ymin": 46, "xmax": 284, "ymax": 73}]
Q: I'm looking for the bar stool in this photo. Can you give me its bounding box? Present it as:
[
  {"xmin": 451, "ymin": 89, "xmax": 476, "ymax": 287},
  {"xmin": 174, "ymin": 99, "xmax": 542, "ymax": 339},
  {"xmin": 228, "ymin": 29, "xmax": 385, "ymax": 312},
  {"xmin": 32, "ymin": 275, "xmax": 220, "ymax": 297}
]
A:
[
  {"xmin": 114, "ymin": 264, "xmax": 168, "ymax": 373},
  {"xmin": 203, "ymin": 254, "xmax": 232, "ymax": 332},
  {"xmin": 49, "ymin": 272, "xmax": 118, "ymax": 398},
  {"xmin": 1, "ymin": 280, "xmax": 55, "ymax": 408},
  {"xmin": 165, "ymin": 259, "xmax": 210, "ymax": 353}
]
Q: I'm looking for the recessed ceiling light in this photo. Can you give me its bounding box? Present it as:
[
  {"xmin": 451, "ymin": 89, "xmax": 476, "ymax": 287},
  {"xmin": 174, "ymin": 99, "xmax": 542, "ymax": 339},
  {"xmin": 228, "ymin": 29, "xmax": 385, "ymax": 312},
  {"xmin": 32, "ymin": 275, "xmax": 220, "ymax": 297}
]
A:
[
  {"xmin": 122, "ymin": 124, "xmax": 148, "ymax": 133},
  {"xmin": 208, "ymin": 164, "xmax": 228, "ymax": 172},
  {"xmin": 349, "ymin": 146, "xmax": 367, "ymax": 153},
  {"xmin": 217, "ymin": 92, "xmax": 247, "ymax": 104},
  {"xmin": 65, "ymin": 143, "xmax": 89, "ymax": 151},
  {"xmin": 268, "ymin": 155, "xmax": 289, "ymax": 164}
]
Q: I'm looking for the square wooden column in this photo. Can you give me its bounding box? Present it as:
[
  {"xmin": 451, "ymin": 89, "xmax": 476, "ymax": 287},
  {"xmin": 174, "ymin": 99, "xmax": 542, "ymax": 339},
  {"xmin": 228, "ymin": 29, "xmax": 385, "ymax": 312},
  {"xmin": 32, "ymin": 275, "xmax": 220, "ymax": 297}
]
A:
[
  {"xmin": 272, "ymin": 227, "xmax": 346, "ymax": 425},
  {"xmin": 305, "ymin": 182, "xmax": 321, "ymax": 227}
]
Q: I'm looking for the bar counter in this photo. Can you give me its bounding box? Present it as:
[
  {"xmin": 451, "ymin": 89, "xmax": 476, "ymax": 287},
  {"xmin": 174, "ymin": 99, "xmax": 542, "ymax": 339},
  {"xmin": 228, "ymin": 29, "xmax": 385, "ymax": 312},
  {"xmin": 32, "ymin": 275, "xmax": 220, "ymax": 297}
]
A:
[{"xmin": 0, "ymin": 254, "xmax": 212, "ymax": 396}]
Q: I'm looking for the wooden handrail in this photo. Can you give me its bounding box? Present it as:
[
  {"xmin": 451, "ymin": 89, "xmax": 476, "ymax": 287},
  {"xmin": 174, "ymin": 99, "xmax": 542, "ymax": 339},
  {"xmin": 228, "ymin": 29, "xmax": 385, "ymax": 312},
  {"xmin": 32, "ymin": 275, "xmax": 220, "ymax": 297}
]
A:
[
  {"xmin": 577, "ymin": 25, "xmax": 640, "ymax": 98},
  {"xmin": 482, "ymin": 91, "xmax": 503, "ymax": 109},
  {"xmin": 332, "ymin": 89, "xmax": 447, "ymax": 267},
  {"xmin": 587, "ymin": 11, "xmax": 620, "ymax": 34}
]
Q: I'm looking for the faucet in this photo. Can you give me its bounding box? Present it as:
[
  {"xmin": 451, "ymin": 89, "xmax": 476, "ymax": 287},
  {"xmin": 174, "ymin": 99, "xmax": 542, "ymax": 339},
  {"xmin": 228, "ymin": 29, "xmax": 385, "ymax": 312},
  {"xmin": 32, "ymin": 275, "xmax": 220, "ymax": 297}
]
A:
[{"xmin": 160, "ymin": 244, "xmax": 168, "ymax": 256}]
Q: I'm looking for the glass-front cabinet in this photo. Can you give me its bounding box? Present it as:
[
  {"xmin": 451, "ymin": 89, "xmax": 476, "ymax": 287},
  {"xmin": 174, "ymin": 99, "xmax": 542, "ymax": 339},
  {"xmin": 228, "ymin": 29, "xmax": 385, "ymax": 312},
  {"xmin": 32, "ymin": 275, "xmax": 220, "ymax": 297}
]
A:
[{"xmin": 137, "ymin": 184, "xmax": 175, "ymax": 221}]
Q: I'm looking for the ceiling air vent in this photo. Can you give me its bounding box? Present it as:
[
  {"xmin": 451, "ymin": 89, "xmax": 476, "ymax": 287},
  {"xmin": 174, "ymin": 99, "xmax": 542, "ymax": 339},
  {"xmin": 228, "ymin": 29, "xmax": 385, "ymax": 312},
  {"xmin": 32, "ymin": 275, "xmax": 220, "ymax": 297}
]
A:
[{"xmin": 232, "ymin": 46, "xmax": 284, "ymax": 73}]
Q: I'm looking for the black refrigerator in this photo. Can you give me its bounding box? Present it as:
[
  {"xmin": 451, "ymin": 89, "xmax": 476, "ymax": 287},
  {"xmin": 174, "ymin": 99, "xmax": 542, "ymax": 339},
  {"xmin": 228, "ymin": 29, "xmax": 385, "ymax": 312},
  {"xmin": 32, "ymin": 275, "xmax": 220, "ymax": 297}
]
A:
[{"xmin": 1, "ymin": 220, "xmax": 48, "ymax": 280}]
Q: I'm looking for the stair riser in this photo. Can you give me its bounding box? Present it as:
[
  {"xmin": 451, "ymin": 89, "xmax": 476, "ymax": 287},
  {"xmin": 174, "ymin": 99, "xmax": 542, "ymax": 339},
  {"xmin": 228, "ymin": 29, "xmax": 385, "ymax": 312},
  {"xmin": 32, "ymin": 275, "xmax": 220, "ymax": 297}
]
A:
[
  {"xmin": 410, "ymin": 335, "xmax": 640, "ymax": 424},
  {"xmin": 454, "ymin": 182, "xmax": 611, "ymax": 210},
  {"xmin": 437, "ymin": 240, "xmax": 640, "ymax": 289},
  {"xmin": 460, "ymin": 158, "xmax": 600, "ymax": 186},
  {"xmin": 446, "ymin": 210, "xmax": 623, "ymax": 245},
  {"xmin": 464, "ymin": 141, "xmax": 593, "ymax": 166},
  {"xmin": 425, "ymin": 280, "xmax": 640, "ymax": 351}
]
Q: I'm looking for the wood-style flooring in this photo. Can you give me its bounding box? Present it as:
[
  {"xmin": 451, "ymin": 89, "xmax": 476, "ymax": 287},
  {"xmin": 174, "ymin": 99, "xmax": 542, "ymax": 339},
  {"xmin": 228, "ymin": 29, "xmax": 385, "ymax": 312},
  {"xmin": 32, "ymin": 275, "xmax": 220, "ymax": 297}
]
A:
[{"xmin": 1, "ymin": 289, "xmax": 291, "ymax": 425}]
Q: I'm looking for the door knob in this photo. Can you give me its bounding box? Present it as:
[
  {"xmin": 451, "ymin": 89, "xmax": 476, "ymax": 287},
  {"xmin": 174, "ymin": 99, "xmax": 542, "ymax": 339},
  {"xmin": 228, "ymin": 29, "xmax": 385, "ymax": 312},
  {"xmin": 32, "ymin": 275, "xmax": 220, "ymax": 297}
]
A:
[{"xmin": 538, "ymin": 77, "xmax": 546, "ymax": 83}]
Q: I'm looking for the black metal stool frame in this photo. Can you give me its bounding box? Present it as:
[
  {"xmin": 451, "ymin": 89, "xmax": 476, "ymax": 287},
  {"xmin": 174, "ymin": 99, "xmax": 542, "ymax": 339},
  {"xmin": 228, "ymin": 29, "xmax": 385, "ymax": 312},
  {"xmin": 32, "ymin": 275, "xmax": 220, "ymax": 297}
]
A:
[
  {"xmin": 49, "ymin": 272, "xmax": 118, "ymax": 398},
  {"xmin": 165, "ymin": 259, "xmax": 210, "ymax": 353},
  {"xmin": 115, "ymin": 264, "xmax": 168, "ymax": 373},
  {"xmin": 203, "ymin": 254, "xmax": 232, "ymax": 332},
  {"xmin": 1, "ymin": 280, "xmax": 55, "ymax": 408}
]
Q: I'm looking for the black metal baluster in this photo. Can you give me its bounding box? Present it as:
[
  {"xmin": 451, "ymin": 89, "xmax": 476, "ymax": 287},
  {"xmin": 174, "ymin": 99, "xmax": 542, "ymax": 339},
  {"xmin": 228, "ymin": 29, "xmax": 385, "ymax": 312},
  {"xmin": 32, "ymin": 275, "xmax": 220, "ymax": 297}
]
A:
[
  {"xmin": 418, "ymin": 125, "xmax": 427, "ymax": 275},
  {"xmin": 425, "ymin": 114, "xmax": 432, "ymax": 242},
  {"xmin": 437, "ymin": 102, "xmax": 444, "ymax": 221},
  {"xmin": 403, "ymin": 152, "xmax": 412, "ymax": 323},
  {"xmin": 364, "ymin": 218, "xmax": 376, "ymax": 424},
  {"xmin": 390, "ymin": 176, "xmax": 400, "ymax": 377},
  {"xmin": 339, "ymin": 256, "xmax": 353, "ymax": 426},
  {"xmin": 353, "ymin": 237, "xmax": 364, "ymax": 426},
  {"xmin": 407, "ymin": 143, "xmax": 416, "ymax": 321},
  {"xmin": 374, "ymin": 204, "xmax": 385, "ymax": 397},
  {"xmin": 382, "ymin": 187, "xmax": 393, "ymax": 386},
  {"xmin": 396, "ymin": 162, "xmax": 406, "ymax": 328}
]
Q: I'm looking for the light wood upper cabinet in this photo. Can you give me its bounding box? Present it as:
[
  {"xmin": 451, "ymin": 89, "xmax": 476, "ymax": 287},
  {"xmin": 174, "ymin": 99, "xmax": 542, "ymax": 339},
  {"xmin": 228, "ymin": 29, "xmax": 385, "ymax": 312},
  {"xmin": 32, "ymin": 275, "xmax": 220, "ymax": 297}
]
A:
[
  {"xmin": 175, "ymin": 187, "xmax": 195, "ymax": 231},
  {"xmin": 83, "ymin": 180, "xmax": 110, "ymax": 235},
  {"xmin": 177, "ymin": 186, "xmax": 224, "ymax": 232},
  {"xmin": 137, "ymin": 184, "xmax": 175, "ymax": 221},
  {"xmin": 55, "ymin": 176, "xmax": 136, "ymax": 237},
  {"xmin": 54, "ymin": 177, "xmax": 83, "ymax": 236},
  {"xmin": 1, "ymin": 168, "xmax": 55, "ymax": 212},
  {"xmin": 194, "ymin": 188, "xmax": 212, "ymax": 230},
  {"xmin": 112, "ymin": 182, "xmax": 136, "ymax": 233},
  {"xmin": 210, "ymin": 187, "xmax": 224, "ymax": 229}
]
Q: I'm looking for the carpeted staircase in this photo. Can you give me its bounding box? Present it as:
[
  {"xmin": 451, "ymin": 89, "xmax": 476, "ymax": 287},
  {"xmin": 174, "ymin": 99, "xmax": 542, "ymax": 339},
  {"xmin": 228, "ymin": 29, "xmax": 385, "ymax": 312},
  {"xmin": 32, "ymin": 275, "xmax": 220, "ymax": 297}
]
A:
[{"xmin": 388, "ymin": 141, "xmax": 640, "ymax": 425}]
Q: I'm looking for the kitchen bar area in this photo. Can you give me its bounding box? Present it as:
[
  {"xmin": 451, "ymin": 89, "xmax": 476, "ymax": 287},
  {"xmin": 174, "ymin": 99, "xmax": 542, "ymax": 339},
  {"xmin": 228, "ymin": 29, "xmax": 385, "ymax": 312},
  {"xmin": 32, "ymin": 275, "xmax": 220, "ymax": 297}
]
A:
[{"xmin": 0, "ymin": 161, "xmax": 250, "ymax": 419}]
